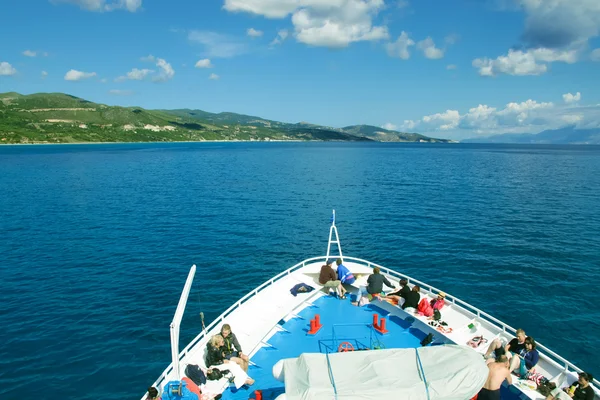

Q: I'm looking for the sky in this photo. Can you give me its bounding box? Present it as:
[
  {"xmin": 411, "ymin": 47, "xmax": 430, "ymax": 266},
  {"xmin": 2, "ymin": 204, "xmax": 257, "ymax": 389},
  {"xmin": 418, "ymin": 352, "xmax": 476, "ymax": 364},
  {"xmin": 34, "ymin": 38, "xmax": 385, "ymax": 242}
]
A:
[{"xmin": 1, "ymin": 0, "xmax": 600, "ymax": 140}]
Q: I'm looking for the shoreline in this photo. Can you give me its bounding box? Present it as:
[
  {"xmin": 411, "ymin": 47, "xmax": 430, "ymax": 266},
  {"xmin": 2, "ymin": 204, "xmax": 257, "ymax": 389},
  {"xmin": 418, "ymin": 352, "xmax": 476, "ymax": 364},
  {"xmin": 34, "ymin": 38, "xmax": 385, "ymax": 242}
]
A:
[{"xmin": 0, "ymin": 139, "xmax": 456, "ymax": 146}]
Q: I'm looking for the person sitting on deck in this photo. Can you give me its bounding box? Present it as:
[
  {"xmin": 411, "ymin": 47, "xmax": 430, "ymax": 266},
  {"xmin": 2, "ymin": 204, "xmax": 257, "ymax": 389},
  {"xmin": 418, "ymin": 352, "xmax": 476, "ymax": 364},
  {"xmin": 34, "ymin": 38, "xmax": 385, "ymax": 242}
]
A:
[
  {"xmin": 358, "ymin": 266, "xmax": 394, "ymax": 300},
  {"xmin": 145, "ymin": 386, "xmax": 161, "ymax": 400},
  {"xmin": 220, "ymin": 324, "xmax": 249, "ymax": 372},
  {"xmin": 401, "ymin": 285, "xmax": 421, "ymax": 311},
  {"xmin": 546, "ymin": 372, "xmax": 595, "ymax": 400},
  {"xmin": 386, "ymin": 279, "xmax": 410, "ymax": 299},
  {"xmin": 319, "ymin": 260, "xmax": 347, "ymax": 299},
  {"xmin": 477, "ymin": 355, "xmax": 513, "ymax": 400},
  {"xmin": 336, "ymin": 258, "xmax": 355, "ymax": 285},
  {"xmin": 430, "ymin": 291, "xmax": 446, "ymax": 310},
  {"xmin": 206, "ymin": 334, "xmax": 255, "ymax": 387},
  {"xmin": 483, "ymin": 328, "xmax": 526, "ymax": 361},
  {"xmin": 509, "ymin": 336, "xmax": 539, "ymax": 377}
]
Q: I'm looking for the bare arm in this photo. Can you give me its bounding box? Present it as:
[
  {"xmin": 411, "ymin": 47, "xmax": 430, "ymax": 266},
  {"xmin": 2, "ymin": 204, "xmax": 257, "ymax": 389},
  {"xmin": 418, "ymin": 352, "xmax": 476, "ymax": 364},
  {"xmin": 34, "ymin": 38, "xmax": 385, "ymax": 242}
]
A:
[
  {"xmin": 505, "ymin": 370, "xmax": 513, "ymax": 385},
  {"xmin": 383, "ymin": 276, "xmax": 394, "ymax": 288}
]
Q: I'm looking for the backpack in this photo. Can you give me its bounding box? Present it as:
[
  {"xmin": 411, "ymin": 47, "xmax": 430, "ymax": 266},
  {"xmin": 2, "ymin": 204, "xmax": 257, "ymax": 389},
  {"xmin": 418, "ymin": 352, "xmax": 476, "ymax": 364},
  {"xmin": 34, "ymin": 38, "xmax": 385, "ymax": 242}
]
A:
[
  {"xmin": 420, "ymin": 333, "xmax": 434, "ymax": 346},
  {"xmin": 433, "ymin": 309, "xmax": 441, "ymax": 321},
  {"xmin": 185, "ymin": 364, "xmax": 207, "ymax": 386},
  {"xmin": 418, "ymin": 298, "xmax": 434, "ymax": 317}
]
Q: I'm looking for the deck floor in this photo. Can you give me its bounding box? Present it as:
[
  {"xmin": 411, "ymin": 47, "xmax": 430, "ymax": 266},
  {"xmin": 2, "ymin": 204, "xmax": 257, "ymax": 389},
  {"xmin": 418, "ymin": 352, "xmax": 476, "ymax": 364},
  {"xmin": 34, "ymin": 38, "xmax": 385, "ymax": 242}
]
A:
[{"xmin": 221, "ymin": 294, "xmax": 428, "ymax": 400}]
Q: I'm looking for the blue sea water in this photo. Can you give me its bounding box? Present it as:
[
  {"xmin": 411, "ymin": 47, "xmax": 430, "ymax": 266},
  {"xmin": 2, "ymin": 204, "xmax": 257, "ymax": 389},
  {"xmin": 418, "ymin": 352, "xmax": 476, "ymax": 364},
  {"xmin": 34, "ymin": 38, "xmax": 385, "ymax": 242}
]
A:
[{"xmin": 1, "ymin": 142, "xmax": 599, "ymax": 399}]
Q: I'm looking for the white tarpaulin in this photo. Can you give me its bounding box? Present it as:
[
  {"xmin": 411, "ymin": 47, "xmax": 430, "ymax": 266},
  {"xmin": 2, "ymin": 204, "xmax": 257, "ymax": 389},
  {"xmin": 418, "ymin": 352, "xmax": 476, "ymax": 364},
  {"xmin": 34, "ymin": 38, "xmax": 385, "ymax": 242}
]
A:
[{"xmin": 280, "ymin": 345, "xmax": 488, "ymax": 400}]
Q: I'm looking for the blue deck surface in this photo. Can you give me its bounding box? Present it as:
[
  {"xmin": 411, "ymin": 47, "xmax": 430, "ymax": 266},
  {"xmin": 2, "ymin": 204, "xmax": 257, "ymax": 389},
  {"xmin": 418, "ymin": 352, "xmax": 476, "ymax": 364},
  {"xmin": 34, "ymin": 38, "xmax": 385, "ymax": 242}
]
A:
[{"xmin": 221, "ymin": 295, "xmax": 429, "ymax": 400}]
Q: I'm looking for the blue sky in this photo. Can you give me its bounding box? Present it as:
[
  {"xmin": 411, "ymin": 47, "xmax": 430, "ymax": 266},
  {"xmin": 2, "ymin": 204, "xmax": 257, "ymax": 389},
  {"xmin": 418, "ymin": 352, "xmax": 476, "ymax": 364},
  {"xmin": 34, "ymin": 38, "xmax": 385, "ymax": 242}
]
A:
[{"xmin": 1, "ymin": 0, "xmax": 600, "ymax": 140}]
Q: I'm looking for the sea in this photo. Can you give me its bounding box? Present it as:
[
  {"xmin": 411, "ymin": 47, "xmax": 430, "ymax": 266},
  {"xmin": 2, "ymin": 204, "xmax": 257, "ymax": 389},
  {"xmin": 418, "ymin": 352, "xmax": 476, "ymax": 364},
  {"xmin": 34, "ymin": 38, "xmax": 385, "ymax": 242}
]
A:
[{"xmin": 1, "ymin": 142, "xmax": 599, "ymax": 399}]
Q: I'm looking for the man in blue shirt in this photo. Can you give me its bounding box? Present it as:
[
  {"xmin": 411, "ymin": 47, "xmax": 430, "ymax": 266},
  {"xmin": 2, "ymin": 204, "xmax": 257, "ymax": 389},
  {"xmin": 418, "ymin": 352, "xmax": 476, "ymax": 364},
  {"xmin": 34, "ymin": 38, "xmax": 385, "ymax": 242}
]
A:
[{"xmin": 336, "ymin": 258, "xmax": 355, "ymax": 285}]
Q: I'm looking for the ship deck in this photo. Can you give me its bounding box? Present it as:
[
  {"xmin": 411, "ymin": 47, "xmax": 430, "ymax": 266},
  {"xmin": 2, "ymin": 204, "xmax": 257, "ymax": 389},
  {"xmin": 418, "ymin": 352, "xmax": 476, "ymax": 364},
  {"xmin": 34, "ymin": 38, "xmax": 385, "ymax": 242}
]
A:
[
  {"xmin": 150, "ymin": 257, "xmax": 600, "ymax": 400},
  {"xmin": 224, "ymin": 295, "xmax": 426, "ymax": 400}
]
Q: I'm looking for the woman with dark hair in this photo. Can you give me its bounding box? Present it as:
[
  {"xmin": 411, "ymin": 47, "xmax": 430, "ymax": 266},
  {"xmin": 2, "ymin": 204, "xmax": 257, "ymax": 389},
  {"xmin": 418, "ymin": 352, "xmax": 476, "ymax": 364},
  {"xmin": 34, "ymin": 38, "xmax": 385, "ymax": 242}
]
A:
[
  {"xmin": 385, "ymin": 278, "xmax": 410, "ymax": 303},
  {"xmin": 401, "ymin": 285, "xmax": 421, "ymax": 311},
  {"xmin": 509, "ymin": 336, "xmax": 539, "ymax": 377},
  {"xmin": 145, "ymin": 387, "xmax": 160, "ymax": 400}
]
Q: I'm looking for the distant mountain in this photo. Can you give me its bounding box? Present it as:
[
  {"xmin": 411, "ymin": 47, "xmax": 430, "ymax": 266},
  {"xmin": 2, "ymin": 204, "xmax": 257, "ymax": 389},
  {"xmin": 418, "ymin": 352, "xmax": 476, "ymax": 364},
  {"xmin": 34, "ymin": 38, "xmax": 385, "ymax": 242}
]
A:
[
  {"xmin": 0, "ymin": 92, "xmax": 446, "ymax": 144},
  {"xmin": 341, "ymin": 124, "xmax": 452, "ymax": 143},
  {"xmin": 463, "ymin": 126, "xmax": 600, "ymax": 144}
]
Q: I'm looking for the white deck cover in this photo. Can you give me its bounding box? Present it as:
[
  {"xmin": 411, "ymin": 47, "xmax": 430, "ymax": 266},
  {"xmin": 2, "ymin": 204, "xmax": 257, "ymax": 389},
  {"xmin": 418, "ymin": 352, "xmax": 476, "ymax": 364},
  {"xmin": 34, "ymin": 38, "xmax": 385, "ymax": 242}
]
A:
[{"xmin": 281, "ymin": 345, "xmax": 488, "ymax": 400}]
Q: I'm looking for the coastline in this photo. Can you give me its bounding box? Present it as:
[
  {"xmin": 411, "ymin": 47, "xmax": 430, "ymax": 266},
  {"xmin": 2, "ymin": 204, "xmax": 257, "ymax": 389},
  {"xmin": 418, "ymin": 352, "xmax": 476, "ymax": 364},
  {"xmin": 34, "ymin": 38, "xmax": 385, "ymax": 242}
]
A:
[{"xmin": 0, "ymin": 139, "xmax": 455, "ymax": 146}]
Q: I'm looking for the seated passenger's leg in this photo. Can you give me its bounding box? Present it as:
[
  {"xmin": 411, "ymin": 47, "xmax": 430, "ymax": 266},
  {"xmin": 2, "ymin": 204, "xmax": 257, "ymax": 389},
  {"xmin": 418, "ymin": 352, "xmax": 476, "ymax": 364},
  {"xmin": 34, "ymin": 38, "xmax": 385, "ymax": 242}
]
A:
[
  {"xmin": 484, "ymin": 338, "xmax": 501, "ymax": 358},
  {"xmin": 229, "ymin": 356, "xmax": 247, "ymax": 372},
  {"xmin": 508, "ymin": 355, "xmax": 520, "ymax": 373}
]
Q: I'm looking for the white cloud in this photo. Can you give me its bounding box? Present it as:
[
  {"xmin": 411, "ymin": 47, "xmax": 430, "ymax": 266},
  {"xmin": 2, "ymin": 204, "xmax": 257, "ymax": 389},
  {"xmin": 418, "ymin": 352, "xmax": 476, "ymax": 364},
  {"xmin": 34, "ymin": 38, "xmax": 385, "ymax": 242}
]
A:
[
  {"xmin": 591, "ymin": 48, "xmax": 600, "ymax": 61},
  {"xmin": 385, "ymin": 31, "xmax": 414, "ymax": 60},
  {"xmin": 563, "ymin": 92, "xmax": 581, "ymax": 104},
  {"xmin": 292, "ymin": 2, "xmax": 388, "ymax": 47},
  {"xmin": 41, "ymin": 71, "xmax": 48, "ymax": 78},
  {"xmin": 397, "ymin": 0, "xmax": 409, "ymax": 9},
  {"xmin": 472, "ymin": 47, "xmax": 578, "ymax": 77},
  {"xmin": 109, "ymin": 89, "xmax": 134, "ymax": 96},
  {"xmin": 417, "ymin": 37, "xmax": 444, "ymax": 59},
  {"xmin": 561, "ymin": 114, "xmax": 584, "ymax": 124},
  {"xmin": 209, "ymin": 73, "xmax": 220, "ymax": 80},
  {"xmin": 64, "ymin": 69, "xmax": 97, "ymax": 81},
  {"xmin": 422, "ymin": 109, "xmax": 460, "ymax": 130},
  {"xmin": 100, "ymin": 78, "xmax": 108, "ymax": 83},
  {"xmin": 400, "ymin": 94, "xmax": 600, "ymax": 139},
  {"xmin": 188, "ymin": 30, "xmax": 249, "ymax": 58},
  {"xmin": 402, "ymin": 120, "xmax": 416, "ymax": 130},
  {"xmin": 444, "ymin": 34, "xmax": 460, "ymax": 45},
  {"xmin": 195, "ymin": 59, "xmax": 213, "ymax": 68},
  {"xmin": 247, "ymin": 28, "xmax": 263, "ymax": 37},
  {"xmin": 55, "ymin": 0, "xmax": 142, "ymax": 12},
  {"xmin": 0, "ymin": 62, "xmax": 17, "ymax": 76},
  {"xmin": 382, "ymin": 123, "xmax": 397, "ymax": 130},
  {"xmin": 446, "ymin": 64, "xmax": 457, "ymax": 70},
  {"xmin": 116, "ymin": 68, "xmax": 154, "ymax": 81},
  {"xmin": 224, "ymin": 0, "xmax": 389, "ymax": 48},
  {"xmin": 519, "ymin": 0, "xmax": 600, "ymax": 49},
  {"xmin": 223, "ymin": 0, "xmax": 298, "ymax": 18},
  {"xmin": 140, "ymin": 55, "xmax": 156, "ymax": 62},
  {"xmin": 137, "ymin": 56, "xmax": 175, "ymax": 82},
  {"xmin": 270, "ymin": 29, "xmax": 289, "ymax": 46},
  {"xmin": 153, "ymin": 58, "xmax": 174, "ymax": 82},
  {"xmin": 23, "ymin": 50, "xmax": 37, "ymax": 57}
]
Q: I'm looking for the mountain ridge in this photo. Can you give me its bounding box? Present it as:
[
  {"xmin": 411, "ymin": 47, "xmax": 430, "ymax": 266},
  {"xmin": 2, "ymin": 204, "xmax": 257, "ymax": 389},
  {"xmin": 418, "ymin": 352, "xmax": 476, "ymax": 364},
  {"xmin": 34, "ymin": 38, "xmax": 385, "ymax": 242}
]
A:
[
  {"xmin": 0, "ymin": 92, "xmax": 453, "ymax": 144},
  {"xmin": 462, "ymin": 126, "xmax": 600, "ymax": 145}
]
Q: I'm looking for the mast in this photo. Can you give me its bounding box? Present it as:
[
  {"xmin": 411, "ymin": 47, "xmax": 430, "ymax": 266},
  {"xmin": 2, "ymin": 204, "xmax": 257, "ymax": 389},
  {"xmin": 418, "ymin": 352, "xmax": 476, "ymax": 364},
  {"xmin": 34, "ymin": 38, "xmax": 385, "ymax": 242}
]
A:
[
  {"xmin": 170, "ymin": 265, "xmax": 196, "ymax": 381},
  {"xmin": 325, "ymin": 210, "xmax": 343, "ymax": 262}
]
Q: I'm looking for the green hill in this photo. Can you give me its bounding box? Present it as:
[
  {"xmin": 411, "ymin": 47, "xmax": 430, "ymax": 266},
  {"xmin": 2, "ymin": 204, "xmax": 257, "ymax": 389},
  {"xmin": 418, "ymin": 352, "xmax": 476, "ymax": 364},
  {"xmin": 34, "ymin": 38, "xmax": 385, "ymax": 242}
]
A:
[
  {"xmin": 341, "ymin": 124, "xmax": 448, "ymax": 142},
  {"xmin": 0, "ymin": 92, "xmax": 447, "ymax": 144}
]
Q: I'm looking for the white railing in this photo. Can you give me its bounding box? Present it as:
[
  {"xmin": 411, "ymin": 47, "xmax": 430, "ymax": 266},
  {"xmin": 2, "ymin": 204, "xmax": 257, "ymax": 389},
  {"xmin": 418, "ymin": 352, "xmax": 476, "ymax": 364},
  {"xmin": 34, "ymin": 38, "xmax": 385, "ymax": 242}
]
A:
[
  {"xmin": 148, "ymin": 258, "xmax": 312, "ymax": 393},
  {"xmin": 338, "ymin": 255, "xmax": 600, "ymax": 391},
  {"xmin": 148, "ymin": 255, "xmax": 599, "ymax": 396}
]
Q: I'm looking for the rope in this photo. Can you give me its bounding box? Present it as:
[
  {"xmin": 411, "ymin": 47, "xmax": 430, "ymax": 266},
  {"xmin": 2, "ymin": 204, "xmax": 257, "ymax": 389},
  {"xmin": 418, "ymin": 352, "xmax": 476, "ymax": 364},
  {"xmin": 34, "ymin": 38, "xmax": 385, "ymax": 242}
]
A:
[
  {"xmin": 415, "ymin": 348, "xmax": 431, "ymax": 400},
  {"xmin": 325, "ymin": 350, "xmax": 339, "ymax": 400}
]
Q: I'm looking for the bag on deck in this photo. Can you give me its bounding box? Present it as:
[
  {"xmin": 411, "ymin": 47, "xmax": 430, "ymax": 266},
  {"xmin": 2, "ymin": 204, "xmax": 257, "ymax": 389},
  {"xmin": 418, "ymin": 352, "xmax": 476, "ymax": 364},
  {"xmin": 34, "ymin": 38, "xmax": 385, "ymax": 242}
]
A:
[
  {"xmin": 185, "ymin": 364, "xmax": 207, "ymax": 386},
  {"xmin": 207, "ymin": 369, "xmax": 229, "ymax": 381}
]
